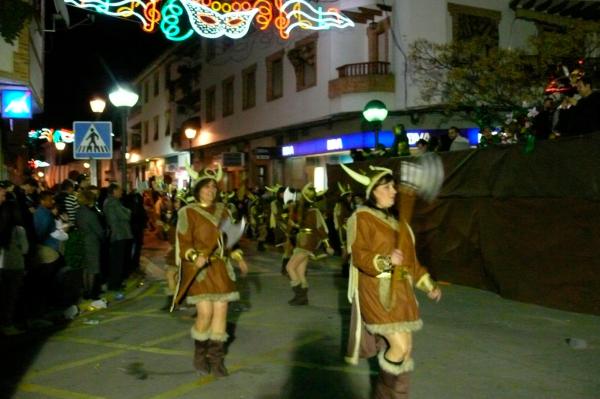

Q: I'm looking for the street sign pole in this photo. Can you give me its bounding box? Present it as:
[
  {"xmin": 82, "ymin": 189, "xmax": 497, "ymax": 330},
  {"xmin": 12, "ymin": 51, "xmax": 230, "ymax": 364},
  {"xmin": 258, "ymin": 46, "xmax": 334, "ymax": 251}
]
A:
[
  {"xmin": 90, "ymin": 158, "xmax": 98, "ymax": 186},
  {"xmin": 120, "ymin": 110, "xmax": 128, "ymax": 190}
]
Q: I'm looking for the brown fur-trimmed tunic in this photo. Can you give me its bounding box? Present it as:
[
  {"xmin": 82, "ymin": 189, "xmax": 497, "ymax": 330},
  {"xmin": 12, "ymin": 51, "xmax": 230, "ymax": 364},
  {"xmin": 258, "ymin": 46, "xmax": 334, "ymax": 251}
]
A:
[
  {"xmin": 176, "ymin": 202, "xmax": 239, "ymax": 304},
  {"xmin": 294, "ymin": 206, "xmax": 329, "ymax": 256},
  {"xmin": 345, "ymin": 207, "xmax": 436, "ymax": 363}
]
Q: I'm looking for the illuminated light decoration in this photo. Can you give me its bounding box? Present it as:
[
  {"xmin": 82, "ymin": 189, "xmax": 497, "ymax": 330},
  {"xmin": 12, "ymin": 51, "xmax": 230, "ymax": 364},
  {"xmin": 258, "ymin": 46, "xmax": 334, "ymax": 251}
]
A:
[
  {"xmin": 28, "ymin": 128, "xmax": 74, "ymax": 143},
  {"xmin": 65, "ymin": 0, "xmax": 354, "ymax": 41},
  {"xmin": 253, "ymin": 0, "xmax": 273, "ymax": 30},
  {"xmin": 178, "ymin": 0, "xmax": 258, "ymax": 39},
  {"xmin": 279, "ymin": 0, "xmax": 354, "ymax": 37},
  {"xmin": 160, "ymin": 0, "xmax": 194, "ymax": 41},
  {"xmin": 64, "ymin": 0, "xmax": 162, "ymax": 32},
  {"xmin": 28, "ymin": 159, "xmax": 51, "ymax": 169}
]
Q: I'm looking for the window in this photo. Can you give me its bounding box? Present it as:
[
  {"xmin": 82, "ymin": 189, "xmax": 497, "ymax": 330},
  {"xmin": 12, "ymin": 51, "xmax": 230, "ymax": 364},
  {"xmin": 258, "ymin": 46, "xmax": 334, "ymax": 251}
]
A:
[
  {"xmin": 164, "ymin": 110, "xmax": 171, "ymax": 136},
  {"xmin": 153, "ymin": 115, "xmax": 159, "ymax": 141},
  {"xmin": 448, "ymin": 3, "xmax": 500, "ymax": 46},
  {"xmin": 206, "ymin": 86, "xmax": 216, "ymax": 122},
  {"xmin": 222, "ymin": 76, "xmax": 234, "ymax": 117},
  {"xmin": 144, "ymin": 81, "xmax": 149, "ymax": 103},
  {"xmin": 242, "ymin": 64, "xmax": 256, "ymax": 110},
  {"xmin": 130, "ymin": 132, "xmax": 141, "ymax": 150},
  {"xmin": 266, "ymin": 50, "xmax": 284, "ymax": 101},
  {"xmin": 154, "ymin": 72, "xmax": 160, "ymax": 96},
  {"xmin": 288, "ymin": 35, "xmax": 317, "ymax": 91},
  {"xmin": 143, "ymin": 121, "xmax": 149, "ymax": 144}
]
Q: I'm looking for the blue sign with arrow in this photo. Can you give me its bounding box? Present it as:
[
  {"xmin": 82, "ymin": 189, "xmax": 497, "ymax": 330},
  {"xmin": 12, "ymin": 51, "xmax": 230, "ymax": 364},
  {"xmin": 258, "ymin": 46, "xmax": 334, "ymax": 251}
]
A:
[{"xmin": 73, "ymin": 121, "xmax": 113, "ymax": 159}]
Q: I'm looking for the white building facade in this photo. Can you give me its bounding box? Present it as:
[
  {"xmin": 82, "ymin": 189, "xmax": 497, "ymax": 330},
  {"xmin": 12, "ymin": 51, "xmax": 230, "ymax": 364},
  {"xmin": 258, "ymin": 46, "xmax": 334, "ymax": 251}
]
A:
[{"xmin": 127, "ymin": 0, "xmax": 555, "ymax": 190}]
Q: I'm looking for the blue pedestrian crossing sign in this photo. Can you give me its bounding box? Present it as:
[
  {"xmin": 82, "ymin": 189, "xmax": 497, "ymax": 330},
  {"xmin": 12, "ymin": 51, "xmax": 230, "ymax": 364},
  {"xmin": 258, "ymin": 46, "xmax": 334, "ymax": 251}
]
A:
[{"xmin": 73, "ymin": 121, "xmax": 113, "ymax": 159}]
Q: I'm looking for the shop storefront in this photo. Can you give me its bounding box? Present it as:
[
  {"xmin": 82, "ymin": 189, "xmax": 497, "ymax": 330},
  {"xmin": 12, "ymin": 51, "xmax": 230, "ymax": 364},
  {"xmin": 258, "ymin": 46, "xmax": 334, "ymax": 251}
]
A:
[{"xmin": 279, "ymin": 128, "xmax": 481, "ymax": 189}]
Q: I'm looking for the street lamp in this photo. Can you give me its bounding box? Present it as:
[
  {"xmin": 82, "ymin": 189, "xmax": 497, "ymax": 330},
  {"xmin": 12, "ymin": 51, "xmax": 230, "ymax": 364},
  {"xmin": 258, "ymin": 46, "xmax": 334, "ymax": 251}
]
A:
[
  {"xmin": 89, "ymin": 97, "xmax": 106, "ymax": 114},
  {"xmin": 363, "ymin": 99, "xmax": 388, "ymax": 148},
  {"xmin": 184, "ymin": 127, "xmax": 197, "ymax": 159},
  {"xmin": 55, "ymin": 141, "xmax": 66, "ymax": 151},
  {"xmin": 109, "ymin": 86, "xmax": 139, "ymax": 190}
]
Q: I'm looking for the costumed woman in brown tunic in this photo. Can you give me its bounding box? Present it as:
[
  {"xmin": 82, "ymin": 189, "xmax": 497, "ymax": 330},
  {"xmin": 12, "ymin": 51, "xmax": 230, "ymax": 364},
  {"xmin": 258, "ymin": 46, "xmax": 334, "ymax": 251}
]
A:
[
  {"xmin": 174, "ymin": 165, "xmax": 248, "ymax": 377},
  {"xmin": 285, "ymin": 183, "xmax": 333, "ymax": 305},
  {"xmin": 341, "ymin": 164, "xmax": 442, "ymax": 399}
]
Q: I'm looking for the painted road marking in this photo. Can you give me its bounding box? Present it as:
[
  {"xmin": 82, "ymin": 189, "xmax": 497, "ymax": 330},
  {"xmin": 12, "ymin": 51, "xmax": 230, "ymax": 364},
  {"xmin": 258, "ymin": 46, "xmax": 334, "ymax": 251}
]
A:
[
  {"xmin": 24, "ymin": 350, "xmax": 125, "ymax": 379},
  {"xmin": 51, "ymin": 336, "xmax": 188, "ymax": 356},
  {"xmin": 19, "ymin": 383, "xmax": 107, "ymax": 399}
]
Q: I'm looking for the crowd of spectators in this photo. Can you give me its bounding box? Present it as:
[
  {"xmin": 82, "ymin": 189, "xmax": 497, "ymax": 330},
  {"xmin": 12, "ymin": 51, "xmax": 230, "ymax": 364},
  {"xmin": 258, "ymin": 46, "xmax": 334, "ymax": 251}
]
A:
[{"xmin": 0, "ymin": 172, "xmax": 147, "ymax": 335}]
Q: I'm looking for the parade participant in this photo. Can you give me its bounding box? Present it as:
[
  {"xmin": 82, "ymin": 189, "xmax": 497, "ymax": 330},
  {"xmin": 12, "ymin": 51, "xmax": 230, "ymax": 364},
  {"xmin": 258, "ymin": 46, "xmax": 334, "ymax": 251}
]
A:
[
  {"xmin": 266, "ymin": 184, "xmax": 289, "ymax": 274},
  {"xmin": 341, "ymin": 164, "xmax": 442, "ymax": 399},
  {"xmin": 220, "ymin": 191, "xmax": 239, "ymax": 223},
  {"xmin": 285, "ymin": 183, "xmax": 333, "ymax": 305},
  {"xmin": 162, "ymin": 192, "xmax": 192, "ymax": 311},
  {"xmin": 249, "ymin": 189, "xmax": 268, "ymax": 251},
  {"xmin": 174, "ymin": 164, "xmax": 248, "ymax": 377},
  {"xmin": 333, "ymin": 182, "xmax": 354, "ymax": 277}
]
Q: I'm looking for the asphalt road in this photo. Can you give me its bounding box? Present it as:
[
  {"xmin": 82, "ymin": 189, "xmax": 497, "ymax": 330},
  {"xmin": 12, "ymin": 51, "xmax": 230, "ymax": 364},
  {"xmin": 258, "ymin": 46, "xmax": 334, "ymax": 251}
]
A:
[{"xmin": 2, "ymin": 236, "xmax": 599, "ymax": 399}]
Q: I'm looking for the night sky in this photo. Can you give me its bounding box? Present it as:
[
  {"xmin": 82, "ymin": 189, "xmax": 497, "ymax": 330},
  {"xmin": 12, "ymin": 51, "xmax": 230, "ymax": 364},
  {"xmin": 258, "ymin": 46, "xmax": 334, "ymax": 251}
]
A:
[{"xmin": 39, "ymin": 3, "xmax": 172, "ymax": 128}]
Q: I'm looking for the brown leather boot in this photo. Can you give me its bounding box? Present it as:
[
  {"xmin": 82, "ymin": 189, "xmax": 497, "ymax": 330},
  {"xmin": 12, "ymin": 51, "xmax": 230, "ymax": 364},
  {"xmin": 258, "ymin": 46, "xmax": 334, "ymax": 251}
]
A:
[
  {"xmin": 207, "ymin": 333, "xmax": 229, "ymax": 377},
  {"xmin": 372, "ymin": 352, "xmax": 413, "ymax": 399},
  {"xmin": 290, "ymin": 287, "xmax": 308, "ymax": 306},
  {"xmin": 288, "ymin": 284, "xmax": 301, "ymax": 304},
  {"xmin": 190, "ymin": 327, "xmax": 210, "ymax": 374},
  {"xmin": 193, "ymin": 340, "xmax": 210, "ymax": 374},
  {"xmin": 373, "ymin": 370, "xmax": 410, "ymax": 399}
]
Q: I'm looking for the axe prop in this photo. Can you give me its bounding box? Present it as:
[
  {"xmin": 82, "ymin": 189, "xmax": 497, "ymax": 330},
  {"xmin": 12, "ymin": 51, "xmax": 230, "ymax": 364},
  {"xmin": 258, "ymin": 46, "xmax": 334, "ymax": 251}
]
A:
[{"xmin": 387, "ymin": 153, "xmax": 444, "ymax": 309}]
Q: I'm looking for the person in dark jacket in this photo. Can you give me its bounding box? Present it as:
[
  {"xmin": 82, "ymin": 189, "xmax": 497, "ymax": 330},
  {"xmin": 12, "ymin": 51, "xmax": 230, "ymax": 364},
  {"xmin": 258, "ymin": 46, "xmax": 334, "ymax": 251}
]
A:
[
  {"xmin": 0, "ymin": 195, "xmax": 28, "ymax": 335},
  {"xmin": 555, "ymin": 75, "xmax": 600, "ymax": 136},
  {"xmin": 123, "ymin": 185, "xmax": 148, "ymax": 277},
  {"xmin": 77, "ymin": 189, "xmax": 105, "ymax": 299},
  {"xmin": 103, "ymin": 183, "xmax": 133, "ymax": 292}
]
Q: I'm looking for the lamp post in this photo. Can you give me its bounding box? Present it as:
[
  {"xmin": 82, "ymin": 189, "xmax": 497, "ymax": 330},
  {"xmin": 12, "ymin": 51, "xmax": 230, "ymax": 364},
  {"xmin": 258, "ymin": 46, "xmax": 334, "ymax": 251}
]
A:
[
  {"xmin": 184, "ymin": 127, "xmax": 197, "ymax": 188},
  {"xmin": 89, "ymin": 97, "xmax": 107, "ymax": 185},
  {"xmin": 184, "ymin": 127, "xmax": 197, "ymax": 160},
  {"xmin": 55, "ymin": 141, "xmax": 66, "ymax": 173},
  {"xmin": 109, "ymin": 86, "xmax": 138, "ymax": 190},
  {"xmin": 363, "ymin": 99, "xmax": 388, "ymax": 148}
]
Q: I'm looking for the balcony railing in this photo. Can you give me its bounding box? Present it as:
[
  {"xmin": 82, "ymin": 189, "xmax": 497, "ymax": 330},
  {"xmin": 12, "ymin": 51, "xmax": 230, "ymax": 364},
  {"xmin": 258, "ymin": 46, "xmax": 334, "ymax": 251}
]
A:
[{"xmin": 336, "ymin": 62, "xmax": 391, "ymax": 78}]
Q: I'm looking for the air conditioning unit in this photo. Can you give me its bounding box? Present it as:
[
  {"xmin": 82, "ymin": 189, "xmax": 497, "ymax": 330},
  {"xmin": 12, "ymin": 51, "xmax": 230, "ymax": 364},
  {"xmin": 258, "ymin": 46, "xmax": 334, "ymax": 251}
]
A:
[{"xmin": 222, "ymin": 152, "xmax": 245, "ymax": 167}]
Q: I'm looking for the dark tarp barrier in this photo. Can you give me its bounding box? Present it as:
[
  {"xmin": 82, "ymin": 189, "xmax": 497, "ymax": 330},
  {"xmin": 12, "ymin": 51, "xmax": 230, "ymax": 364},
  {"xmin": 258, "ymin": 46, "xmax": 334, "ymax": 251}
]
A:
[{"xmin": 327, "ymin": 133, "xmax": 600, "ymax": 315}]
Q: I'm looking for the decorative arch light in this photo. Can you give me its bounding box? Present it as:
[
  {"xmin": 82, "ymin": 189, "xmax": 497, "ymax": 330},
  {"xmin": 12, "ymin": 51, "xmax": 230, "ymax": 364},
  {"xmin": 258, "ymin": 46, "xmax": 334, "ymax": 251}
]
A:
[
  {"xmin": 64, "ymin": 0, "xmax": 354, "ymax": 41},
  {"xmin": 28, "ymin": 159, "xmax": 51, "ymax": 169},
  {"xmin": 29, "ymin": 128, "xmax": 74, "ymax": 143}
]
